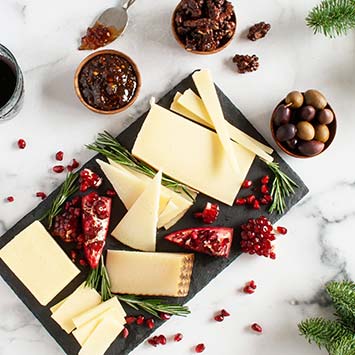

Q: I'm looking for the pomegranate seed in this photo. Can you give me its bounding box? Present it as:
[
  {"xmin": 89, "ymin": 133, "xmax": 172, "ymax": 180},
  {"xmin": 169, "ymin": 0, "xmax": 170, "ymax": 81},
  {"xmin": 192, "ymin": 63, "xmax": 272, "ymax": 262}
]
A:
[
  {"xmin": 270, "ymin": 252, "xmax": 276, "ymax": 259},
  {"xmin": 55, "ymin": 151, "xmax": 64, "ymax": 161},
  {"xmin": 53, "ymin": 165, "xmax": 65, "ymax": 173},
  {"xmin": 67, "ymin": 159, "xmax": 80, "ymax": 172},
  {"xmin": 195, "ymin": 343, "xmax": 206, "ymax": 353},
  {"xmin": 276, "ymin": 226, "xmax": 287, "ymax": 235},
  {"xmin": 252, "ymin": 200, "xmax": 260, "ymax": 210},
  {"xmin": 194, "ymin": 202, "xmax": 219, "ymax": 224},
  {"xmin": 261, "ymin": 184, "xmax": 269, "ymax": 194},
  {"xmin": 264, "ymin": 194, "xmax": 272, "ymax": 202},
  {"xmin": 261, "ymin": 175, "xmax": 270, "ymax": 184},
  {"xmin": 36, "ymin": 192, "xmax": 47, "ymax": 200},
  {"xmin": 106, "ymin": 189, "xmax": 116, "ymax": 197},
  {"xmin": 249, "ymin": 280, "xmax": 257, "ymax": 289},
  {"xmin": 148, "ymin": 336, "xmax": 159, "ymax": 347},
  {"xmin": 251, "ymin": 323, "xmax": 263, "ymax": 333},
  {"xmin": 122, "ymin": 327, "xmax": 129, "ymax": 338},
  {"xmin": 214, "ymin": 314, "xmax": 224, "ymax": 322},
  {"xmin": 125, "ymin": 316, "xmax": 136, "ymax": 325},
  {"xmin": 70, "ymin": 250, "xmax": 77, "ymax": 261},
  {"xmin": 260, "ymin": 198, "xmax": 268, "ymax": 205},
  {"xmin": 136, "ymin": 315, "xmax": 145, "ymax": 325},
  {"xmin": 235, "ymin": 197, "xmax": 247, "ymax": 205},
  {"xmin": 242, "ymin": 180, "xmax": 253, "ymax": 188},
  {"xmin": 6, "ymin": 196, "xmax": 14, "ymax": 202},
  {"xmin": 17, "ymin": 139, "xmax": 26, "ymax": 149},
  {"xmin": 221, "ymin": 309, "xmax": 230, "ymax": 317},
  {"xmin": 79, "ymin": 259, "xmax": 87, "ymax": 266},
  {"xmin": 246, "ymin": 194, "xmax": 256, "ymax": 205},
  {"xmin": 174, "ymin": 333, "xmax": 183, "ymax": 342},
  {"xmin": 243, "ymin": 285, "xmax": 255, "ymax": 294},
  {"xmin": 160, "ymin": 312, "xmax": 171, "ymax": 320},
  {"xmin": 146, "ymin": 318, "xmax": 155, "ymax": 329},
  {"xmin": 157, "ymin": 335, "xmax": 167, "ymax": 345}
]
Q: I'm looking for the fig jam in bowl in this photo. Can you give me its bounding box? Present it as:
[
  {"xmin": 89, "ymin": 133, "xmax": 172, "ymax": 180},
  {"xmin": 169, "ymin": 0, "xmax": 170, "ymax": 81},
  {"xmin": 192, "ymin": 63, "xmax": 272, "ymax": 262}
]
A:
[{"xmin": 74, "ymin": 50, "xmax": 141, "ymax": 114}]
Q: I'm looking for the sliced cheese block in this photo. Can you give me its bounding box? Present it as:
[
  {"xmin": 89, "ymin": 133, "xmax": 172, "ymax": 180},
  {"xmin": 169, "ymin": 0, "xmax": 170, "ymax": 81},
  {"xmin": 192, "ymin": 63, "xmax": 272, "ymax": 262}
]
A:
[
  {"xmin": 173, "ymin": 89, "xmax": 274, "ymax": 159},
  {"xmin": 73, "ymin": 308, "xmax": 121, "ymax": 346},
  {"xmin": 73, "ymin": 296, "xmax": 126, "ymax": 329},
  {"xmin": 51, "ymin": 284, "xmax": 101, "ymax": 333},
  {"xmin": 111, "ymin": 170, "xmax": 162, "ymax": 251},
  {"xmin": 192, "ymin": 69, "xmax": 240, "ymax": 173},
  {"xmin": 50, "ymin": 297, "xmax": 68, "ymax": 314},
  {"xmin": 157, "ymin": 200, "xmax": 181, "ymax": 229},
  {"xmin": 78, "ymin": 316, "xmax": 122, "ymax": 355},
  {"xmin": 106, "ymin": 250, "xmax": 194, "ymax": 297},
  {"xmin": 132, "ymin": 104, "xmax": 255, "ymax": 205},
  {"xmin": 0, "ymin": 221, "xmax": 80, "ymax": 306}
]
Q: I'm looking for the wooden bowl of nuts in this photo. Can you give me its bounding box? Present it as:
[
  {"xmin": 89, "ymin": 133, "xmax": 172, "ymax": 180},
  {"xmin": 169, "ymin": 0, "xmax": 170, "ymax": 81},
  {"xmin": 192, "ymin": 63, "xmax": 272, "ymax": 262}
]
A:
[
  {"xmin": 172, "ymin": 0, "xmax": 237, "ymax": 55},
  {"xmin": 270, "ymin": 90, "xmax": 337, "ymax": 158},
  {"xmin": 74, "ymin": 49, "xmax": 141, "ymax": 114}
]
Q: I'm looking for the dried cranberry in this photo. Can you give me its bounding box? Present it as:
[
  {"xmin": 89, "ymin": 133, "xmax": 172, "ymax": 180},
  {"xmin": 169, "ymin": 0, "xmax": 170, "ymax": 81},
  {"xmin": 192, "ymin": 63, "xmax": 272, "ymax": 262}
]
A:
[
  {"xmin": 6, "ymin": 196, "xmax": 14, "ymax": 202},
  {"xmin": 174, "ymin": 333, "xmax": 183, "ymax": 342},
  {"xmin": 242, "ymin": 180, "xmax": 253, "ymax": 188},
  {"xmin": 251, "ymin": 323, "xmax": 263, "ymax": 333},
  {"xmin": 194, "ymin": 202, "xmax": 220, "ymax": 224},
  {"xmin": 17, "ymin": 139, "xmax": 26, "ymax": 149},
  {"xmin": 122, "ymin": 327, "xmax": 129, "ymax": 338},
  {"xmin": 125, "ymin": 316, "xmax": 136, "ymax": 324},
  {"xmin": 53, "ymin": 165, "xmax": 65, "ymax": 173},
  {"xmin": 55, "ymin": 151, "xmax": 64, "ymax": 161},
  {"xmin": 235, "ymin": 198, "xmax": 247, "ymax": 206},
  {"xmin": 146, "ymin": 318, "xmax": 155, "ymax": 329},
  {"xmin": 36, "ymin": 192, "xmax": 47, "ymax": 200},
  {"xmin": 195, "ymin": 343, "xmax": 206, "ymax": 353}
]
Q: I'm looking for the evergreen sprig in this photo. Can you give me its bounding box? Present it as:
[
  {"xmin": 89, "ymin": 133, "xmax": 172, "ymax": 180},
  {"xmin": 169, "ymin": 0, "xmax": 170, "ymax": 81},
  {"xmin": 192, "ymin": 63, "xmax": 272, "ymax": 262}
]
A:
[{"xmin": 306, "ymin": 0, "xmax": 355, "ymax": 38}]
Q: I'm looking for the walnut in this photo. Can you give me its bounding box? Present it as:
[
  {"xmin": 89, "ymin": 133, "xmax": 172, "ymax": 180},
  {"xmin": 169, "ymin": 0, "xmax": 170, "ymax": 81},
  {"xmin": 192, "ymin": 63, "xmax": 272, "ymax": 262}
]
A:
[
  {"xmin": 232, "ymin": 54, "xmax": 260, "ymax": 74},
  {"xmin": 247, "ymin": 22, "xmax": 271, "ymax": 41}
]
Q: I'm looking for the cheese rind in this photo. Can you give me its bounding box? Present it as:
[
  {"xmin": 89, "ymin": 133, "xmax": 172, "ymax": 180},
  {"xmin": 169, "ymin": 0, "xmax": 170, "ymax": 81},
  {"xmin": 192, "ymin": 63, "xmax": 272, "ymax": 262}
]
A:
[
  {"xmin": 0, "ymin": 221, "xmax": 80, "ymax": 306},
  {"xmin": 106, "ymin": 250, "xmax": 194, "ymax": 297},
  {"xmin": 132, "ymin": 104, "xmax": 255, "ymax": 205},
  {"xmin": 51, "ymin": 284, "xmax": 101, "ymax": 333}
]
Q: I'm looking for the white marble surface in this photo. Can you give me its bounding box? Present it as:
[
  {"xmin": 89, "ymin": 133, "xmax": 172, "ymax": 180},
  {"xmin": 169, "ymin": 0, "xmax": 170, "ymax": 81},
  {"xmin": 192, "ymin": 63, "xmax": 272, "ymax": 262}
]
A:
[{"xmin": 0, "ymin": 0, "xmax": 353, "ymax": 354}]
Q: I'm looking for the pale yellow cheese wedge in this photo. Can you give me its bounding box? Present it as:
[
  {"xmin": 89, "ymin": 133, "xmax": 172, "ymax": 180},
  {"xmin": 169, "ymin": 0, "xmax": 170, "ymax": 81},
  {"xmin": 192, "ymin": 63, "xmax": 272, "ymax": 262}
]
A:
[
  {"xmin": 132, "ymin": 104, "xmax": 255, "ymax": 205},
  {"xmin": 164, "ymin": 209, "xmax": 189, "ymax": 230},
  {"xmin": 111, "ymin": 170, "xmax": 162, "ymax": 251},
  {"xmin": 157, "ymin": 200, "xmax": 181, "ymax": 229},
  {"xmin": 50, "ymin": 297, "xmax": 68, "ymax": 314},
  {"xmin": 72, "ymin": 296, "xmax": 126, "ymax": 329},
  {"xmin": 51, "ymin": 284, "xmax": 101, "ymax": 333},
  {"xmin": 106, "ymin": 250, "xmax": 194, "ymax": 297},
  {"xmin": 0, "ymin": 221, "xmax": 80, "ymax": 306},
  {"xmin": 78, "ymin": 316, "xmax": 122, "ymax": 355}
]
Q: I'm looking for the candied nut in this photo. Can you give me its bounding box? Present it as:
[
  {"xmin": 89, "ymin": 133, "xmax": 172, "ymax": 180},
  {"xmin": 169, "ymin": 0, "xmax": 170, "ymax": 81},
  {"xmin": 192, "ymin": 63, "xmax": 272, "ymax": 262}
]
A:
[
  {"xmin": 233, "ymin": 54, "xmax": 259, "ymax": 73},
  {"xmin": 247, "ymin": 22, "xmax": 271, "ymax": 41}
]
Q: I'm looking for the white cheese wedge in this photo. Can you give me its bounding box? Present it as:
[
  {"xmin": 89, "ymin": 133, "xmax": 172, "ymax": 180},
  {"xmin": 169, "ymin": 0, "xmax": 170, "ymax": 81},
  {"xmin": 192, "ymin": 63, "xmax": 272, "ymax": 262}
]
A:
[
  {"xmin": 106, "ymin": 250, "xmax": 194, "ymax": 297},
  {"xmin": 78, "ymin": 316, "xmax": 122, "ymax": 355},
  {"xmin": 51, "ymin": 284, "xmax": 101, "ymax": 333},
  {"xmin": 111, "ymin": 170, "xmax": 162, "ymax": 251},
  {"xmin": 192, "ymin": 69, "xmax": 240, "ymax": 173},
  {"xmin": 164, "ymin": 209, "xmax": 189, "ymax": 230},
  {"xmin": 73, "ymin": 308, "xmax": 121, "ymax": 346},
  {"xmin": 157, "ymin": 200, "xmax": 181, "ymax": 228},
  {"xmin": 72, "ymin": 296, "xmax": 126, "ymax": 329},
  {"xmin": 132, "ymin": 104, "xmax": 255, "ymax": 205},
  {"xmin": 50, "ymin": 297, "xmax": 68, "ymax": 314},
  {"xmin": 0, "ymin": 221, "xmax": 80, "ymax": 306},
  {"xmin": 173, "ymin": 90, "xmax": 274, "ymax": 160}
]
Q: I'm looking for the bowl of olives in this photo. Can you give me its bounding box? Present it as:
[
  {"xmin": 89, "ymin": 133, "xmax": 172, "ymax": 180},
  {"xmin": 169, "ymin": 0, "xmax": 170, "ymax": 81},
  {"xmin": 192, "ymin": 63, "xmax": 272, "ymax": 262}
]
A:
[{"xmin": 271, "ymin": 89, "xmax": 337, "ymax": 158}]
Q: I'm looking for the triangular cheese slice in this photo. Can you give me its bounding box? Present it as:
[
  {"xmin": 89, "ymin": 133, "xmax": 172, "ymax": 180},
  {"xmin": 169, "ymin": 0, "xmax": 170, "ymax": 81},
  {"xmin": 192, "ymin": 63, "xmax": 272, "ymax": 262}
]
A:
[
  {"xmin": 157, "ymin": 200, "xmax": 180, "ymax": 229},
  {"xmin": 111, "ymin": 170, "xmax": 162, "ymax": 251}
]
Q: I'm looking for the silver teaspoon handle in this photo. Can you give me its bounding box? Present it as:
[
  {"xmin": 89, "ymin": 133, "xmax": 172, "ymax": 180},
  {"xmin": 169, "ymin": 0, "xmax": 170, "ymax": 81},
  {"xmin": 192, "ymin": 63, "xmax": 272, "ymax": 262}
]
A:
[{"xmin": 122, "ymin": 0, "xmax": 136, "ymax": 10}]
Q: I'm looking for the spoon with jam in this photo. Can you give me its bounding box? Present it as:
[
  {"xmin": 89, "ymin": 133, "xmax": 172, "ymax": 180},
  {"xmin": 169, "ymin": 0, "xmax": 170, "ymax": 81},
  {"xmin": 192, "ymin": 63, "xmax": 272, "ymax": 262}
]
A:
[{"xmin": 80, "ymin": 0, "xmax": 136, "ymax": 50}]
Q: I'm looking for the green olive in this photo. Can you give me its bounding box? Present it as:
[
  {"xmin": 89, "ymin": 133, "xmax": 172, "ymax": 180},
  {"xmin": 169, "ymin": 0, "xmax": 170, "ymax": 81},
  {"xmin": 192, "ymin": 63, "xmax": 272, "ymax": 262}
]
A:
[
  {"xmin": 314, "ymin": 124, "xmax": 330, "ymax": 143},
  {"xmin": 296, "ymin": 121, "xmax": 315, "ymax": 141},
  {"xmin": 285, "ymin": 91, "xmax": 304, "ymax": 108},
  {"xmin": 304, "ymin": 89, "xmax": 327, "ymax": 110}
]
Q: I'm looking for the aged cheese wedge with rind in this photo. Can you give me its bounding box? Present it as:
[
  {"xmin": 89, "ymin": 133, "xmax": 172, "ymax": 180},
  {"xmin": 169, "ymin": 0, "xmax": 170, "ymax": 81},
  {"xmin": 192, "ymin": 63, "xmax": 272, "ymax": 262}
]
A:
[
  {"xmin": 106, "ymin": 250, "xmax": 194, "ymax": 297},
  {"xmin": 78, "ymin": 316, "xmax": 122, "ymax": 355},
  {"xmin": 192, "ymin": 69, "xmax": 240, "ymax": 173},
  {"xmin": 132, "ymin": 104, "xmax": 255, "ymax": 205},
  {"xmin": 173, "ymin": 90, "xmax": 274, "ymax": 159},
  {"xmin": 72, "ymin": 296, "xmax": 126, "ymax": 329},
  {"xmin": 111, "ymin": 170, "xmax": 162, "ymax": 252},
  {"xmin": 0, "ymin": 221, "xmax": 80, "ymax": 306},
  {"xmin": 51, "ymin": 283, "xmax": 101, "ymax": 333}
]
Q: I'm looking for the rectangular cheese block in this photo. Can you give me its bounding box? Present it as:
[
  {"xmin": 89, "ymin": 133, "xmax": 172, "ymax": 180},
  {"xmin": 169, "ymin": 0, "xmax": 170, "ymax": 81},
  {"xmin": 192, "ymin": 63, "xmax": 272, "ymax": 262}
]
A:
[
  {"xmin": 192, "ymin": 69, "xmax": 240, "ymax": 173},
  {"xmin": 72, "ymin": 296, "xmax": 126, "ymax": 329},
  {"xmin": 51, "ymin": 283, "xmax": 101, "ymax": 333},
  {"xmin": 78, "ymin": 316, "xmax": 122, "ymax": 355},
  {"xmin": 173, "ymin": 90, "xmax": 274, "ymax": 159},
  {"xmin": 106, "ymin": 250, "xmax": 194, "ymax": 297},
  {"xmin": 132, "ymin": 104, "xmax": 255, "ymax": 205},
  {"xmin": 0, "ymin": 221, "xmax": 80, "ymax": 306}
]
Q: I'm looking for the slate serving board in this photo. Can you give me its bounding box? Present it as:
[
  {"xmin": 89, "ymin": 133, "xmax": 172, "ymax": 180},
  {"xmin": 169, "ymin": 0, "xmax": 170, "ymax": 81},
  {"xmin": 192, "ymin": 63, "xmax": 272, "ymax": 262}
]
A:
[{"xmin": 0, "ymin": 72, "xmax": 308, "ymax": 355}]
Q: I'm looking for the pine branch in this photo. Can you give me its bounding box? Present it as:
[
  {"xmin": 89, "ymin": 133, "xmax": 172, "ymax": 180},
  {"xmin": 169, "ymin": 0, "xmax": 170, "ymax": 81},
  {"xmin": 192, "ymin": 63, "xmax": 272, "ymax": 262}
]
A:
[
  {"xmin": 306, "ymin": 0, "xmax": 355, "ymax": 38},
  {"xmin": 327, "ymin": 281, "xmax": 355, "ymax": 329},
  {"xmin": 328, "ymin": 337, "xmax": 355, "ymax": 355}
]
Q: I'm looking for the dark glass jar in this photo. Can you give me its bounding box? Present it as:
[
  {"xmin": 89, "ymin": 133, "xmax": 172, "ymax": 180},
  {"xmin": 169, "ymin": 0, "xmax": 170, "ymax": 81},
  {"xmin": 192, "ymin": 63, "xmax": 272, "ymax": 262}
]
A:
[{"xmin": 0, "ymin": 44, "xmax": 24, "ymax": 121}]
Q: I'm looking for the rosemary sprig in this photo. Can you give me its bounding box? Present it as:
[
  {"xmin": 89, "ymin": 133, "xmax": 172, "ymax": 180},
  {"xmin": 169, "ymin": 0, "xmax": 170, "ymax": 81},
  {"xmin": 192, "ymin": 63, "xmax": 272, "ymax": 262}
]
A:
[
  {"xmin": 40, "ymin": 172, "xmax": 79, "ymax": 229},
  {"xmin": 266, "ymin": 162, "xmax": 298, "ymax": 214},
  {"xmin": 86, "ymin": 131, "xmax": 195, "ymax": 201},
  {"xmin": 117, "ymin": 294, "xmax": 191, "ymax": 318}
]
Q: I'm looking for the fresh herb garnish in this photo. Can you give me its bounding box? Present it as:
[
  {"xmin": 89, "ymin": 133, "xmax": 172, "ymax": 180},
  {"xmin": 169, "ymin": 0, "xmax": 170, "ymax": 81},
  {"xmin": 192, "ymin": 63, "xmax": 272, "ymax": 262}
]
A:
[
  {"xmin": 266, "ymin": 161, "xmax": 298, "ymax": 214},
  {"xmin": 86, "ymin": 131, "xmax": 195, "ymax": 200},
  {"xmin": 40, "ymin": 172, "xmax": 79, "ymax": 229}
]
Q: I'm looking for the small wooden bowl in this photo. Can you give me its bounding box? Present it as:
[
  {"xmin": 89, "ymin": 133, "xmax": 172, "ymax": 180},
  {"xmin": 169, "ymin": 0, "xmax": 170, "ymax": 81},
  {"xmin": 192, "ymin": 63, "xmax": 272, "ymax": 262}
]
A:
[
  {"xmin": 171, "ymin": 4, "xmax": 237, "ymax": 55},
  {"xmin": 74, "ymin": 49, "xmax": 141, "ymax": 115},
  {"xmin": 270, "ymin": 97, "xmax": 337, "ymax": 159}
]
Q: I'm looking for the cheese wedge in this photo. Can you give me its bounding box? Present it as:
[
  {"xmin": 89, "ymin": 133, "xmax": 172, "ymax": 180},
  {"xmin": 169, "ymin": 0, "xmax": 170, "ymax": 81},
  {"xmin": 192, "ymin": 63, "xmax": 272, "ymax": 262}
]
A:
[
  {"xmin": 164, "ymin": 209, "xmax": 188, "ymax": 230},
  {"xmin": 111, "ymin": 170, "xmax": 162, "ymax": 251},
  {"xmin": 50, "ymin": 297, "xmax": 68, "ymax": 314},
  {"xmin": 106, "ymin": 250, "xmax": 194, "ymax": 297},
  {"xmin": 132, "ymin": 104, "xmax": 255, "ymax": 205},
  {"xmin": 192, "ymin": 69, "xmax": 240, "ymax": 173},
  {"xmin": 157, "ymin": 200, "xmax": 181, "ymax": 228},
  {"xmin": 73, "ymin": 308, "xmax": 121, "ymax": 346},
  {"xmin": 78, "ymin": 316, "xmax": 122, "ymax": 355},
  {"xmin": 72, "ymin": 296, "xmax": 126, "ymax": 329},
  {"xmin": 173, "ymin": 90, "xmax": 274, "ymax": 160},
  {"xmin": 0, "ymin": 221, "xmax": 80, "ymax": 306},
  {"xmin": 51, "ymin": 284, "xmax": 101, "ymax": 333}
]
